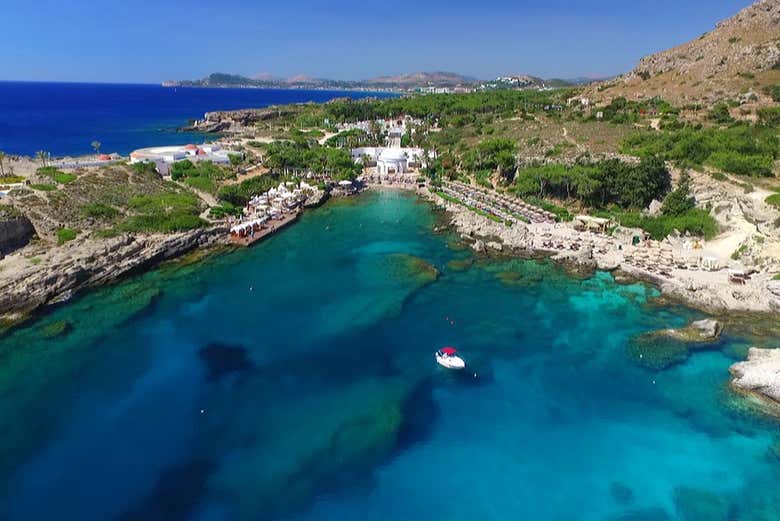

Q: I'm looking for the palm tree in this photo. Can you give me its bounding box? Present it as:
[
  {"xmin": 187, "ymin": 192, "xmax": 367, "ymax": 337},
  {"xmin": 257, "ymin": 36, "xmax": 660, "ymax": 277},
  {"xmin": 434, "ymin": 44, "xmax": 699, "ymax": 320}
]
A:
[
  {"xmin": 91, "ymin": 140, "xmax": 101, "ymax": 156},
  {"xmin": 35, "ymin": 150, "xmax": 50, "ymax": 168},
  {"xmin": 0, "ymin": 151, "xmax": 6, "ymax": 177}
]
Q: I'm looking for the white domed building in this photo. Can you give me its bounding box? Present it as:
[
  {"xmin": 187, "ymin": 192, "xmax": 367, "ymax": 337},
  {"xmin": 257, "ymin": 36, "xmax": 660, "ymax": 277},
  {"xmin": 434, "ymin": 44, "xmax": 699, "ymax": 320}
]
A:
[
  {"xmin": 376, "ymin": 148, "xmax": 409, "ymax": 175},
  {"xmin": 351, "ymin": 146, "xmax": 431, "ymax": 175}
]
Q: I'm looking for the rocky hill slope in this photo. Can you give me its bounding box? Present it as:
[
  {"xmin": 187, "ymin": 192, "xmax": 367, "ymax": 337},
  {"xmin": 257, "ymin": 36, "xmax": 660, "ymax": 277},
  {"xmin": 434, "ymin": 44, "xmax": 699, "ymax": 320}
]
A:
[{"xmin": 588, "ymin": 0, "xmax": 780, "ymax": 105}]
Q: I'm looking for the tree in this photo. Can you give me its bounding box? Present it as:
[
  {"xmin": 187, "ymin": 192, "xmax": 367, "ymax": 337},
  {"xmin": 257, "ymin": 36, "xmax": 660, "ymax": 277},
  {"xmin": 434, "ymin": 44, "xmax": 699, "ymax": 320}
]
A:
[
  {"xmin": 662, "ymin": 171, "xmax": 695, "ymax": 216},
  {"xmin": 36, "ymin": 150, "xmax": 50, "ymax": 168},
  {"xmin": 91, "ymin": 140, "xmax": 101, "ymax": 155},
  {"xmin": 0, "ymin": 151, "xmax": 5, "ymax": 177},
  {"xmin": 708, "ymin": 103, "xmax": 734, "ymax": 125},
  {"xmin": 228, "ymin": 153, "xmax": 243, "ymax": 174}
]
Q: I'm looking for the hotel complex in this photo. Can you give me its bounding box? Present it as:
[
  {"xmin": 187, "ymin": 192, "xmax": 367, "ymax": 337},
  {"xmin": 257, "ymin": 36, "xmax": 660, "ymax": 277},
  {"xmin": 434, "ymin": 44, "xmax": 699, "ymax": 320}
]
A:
[{"xmin": 129, "ymin": 143, "xmax": 235, "ymax": 175}]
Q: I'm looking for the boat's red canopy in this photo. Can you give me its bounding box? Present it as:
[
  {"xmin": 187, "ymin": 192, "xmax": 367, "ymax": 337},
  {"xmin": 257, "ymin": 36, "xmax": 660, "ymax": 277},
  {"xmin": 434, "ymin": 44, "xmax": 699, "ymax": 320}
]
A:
[{"xmin": 440, "ymin": 347, "xmax": 457, "ymax": 355}]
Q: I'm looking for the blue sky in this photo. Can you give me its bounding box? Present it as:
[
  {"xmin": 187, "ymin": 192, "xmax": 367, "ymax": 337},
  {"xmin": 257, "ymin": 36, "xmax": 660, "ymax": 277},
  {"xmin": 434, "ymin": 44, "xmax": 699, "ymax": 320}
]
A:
[{"xmin": 0, "ymin": 0, "xmax": 753, "ymax": 83}]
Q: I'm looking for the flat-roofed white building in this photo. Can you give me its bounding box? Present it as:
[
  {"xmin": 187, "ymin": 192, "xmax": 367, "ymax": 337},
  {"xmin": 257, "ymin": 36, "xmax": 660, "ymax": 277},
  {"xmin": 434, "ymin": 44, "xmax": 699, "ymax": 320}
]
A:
[{"xmin": 129, "ymin": 143, "xmax": 235, "ymax": 171}]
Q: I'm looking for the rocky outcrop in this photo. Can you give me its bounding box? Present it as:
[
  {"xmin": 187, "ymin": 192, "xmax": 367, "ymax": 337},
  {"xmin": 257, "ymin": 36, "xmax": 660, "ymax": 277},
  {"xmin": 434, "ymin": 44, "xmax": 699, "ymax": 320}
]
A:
[
  {"xmin": 0, "ymin": 214, "xmax": 35, "ymax": 256},
  {"xmin": 303, "ymin": 189, "xmax": 328, "ymax": 208},
  {"xmin": 185, "ymin": 107, "xmax": 299, "ymax": 133},
  {"xmin": 768, "ymin": 281, "xmax": 780, "ymax": 311},
  {"xmin": 730, "ymin": 347, "xmax": 780, "ymax": 410},
  {"xmin": 689, "ymin": 319, "xmax": 723, "ymax": 340},
  {"xmin": 0, "ymin": 227, "xmax": 227, "ymax": 323}
]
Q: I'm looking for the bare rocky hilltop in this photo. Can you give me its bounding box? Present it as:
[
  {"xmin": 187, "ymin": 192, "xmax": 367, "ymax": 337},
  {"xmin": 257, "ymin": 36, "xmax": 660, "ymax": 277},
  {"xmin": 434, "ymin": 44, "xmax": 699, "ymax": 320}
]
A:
[{"xmin": 587, "ymin": 0, "xmax": 780, "ymax": 106}]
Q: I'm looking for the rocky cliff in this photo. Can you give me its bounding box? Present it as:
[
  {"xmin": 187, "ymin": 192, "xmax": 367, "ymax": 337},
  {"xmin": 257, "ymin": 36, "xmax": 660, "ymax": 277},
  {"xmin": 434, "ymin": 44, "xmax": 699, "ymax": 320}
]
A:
[{"xmin": 0, "ymin": 227, "xmax": 228, "ymax": 324}]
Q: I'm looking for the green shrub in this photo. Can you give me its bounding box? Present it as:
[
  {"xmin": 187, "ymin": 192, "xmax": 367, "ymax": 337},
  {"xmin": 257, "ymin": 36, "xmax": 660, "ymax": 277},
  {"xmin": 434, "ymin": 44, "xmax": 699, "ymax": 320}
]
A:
[
  {"xmin": 707, "ymin": 151, "xmax": 774, "ymax": 177},
  {"xmin": 613, "ymin": 208, "xmax": 717, "ymax": 240},
  {"xmin": 208, "ymin": 203, "xmax": 243, "ymax": 219},
  {"xmin": 38, "ymin": 167, "xmax": 77, "ymax": 184},
  {"xmin": 622, "ymin": 125, "xmax": 778, "ymax": 177},
  {"xmin": 29, "ymin": 183, "xmax": 57, "ymax": 191},
  {"xmin": 766, "ymin": 194, "xmax": 780, "ymax": 209},
  {"xmin": 763, "ymin": 85, "xmax": 780, "ymax": 103},
  {"xmin": 93, "ymin": 228, "xmax": 120, "ymax": 239},
  {"xmin": 757, "ymin": 107, "xmax": 780, "ymax": 127},
  {"xmin": 707, "ymin": 103, "xmax": 733, "ymax": 124},
  {"xmin": 81, "ymin": 203, "xmax": 119, "ymax": 219},
  {"xmin": 131, "ymin": 162, "xmax": 158, "ymax": 175},
  {"xmin": 119, "ymin": 213, "xmax": 206, "ymax": 233},
  {"xmin": 773, "ymin": 273, "xmax": 780, "ymax": 280},
  {"xmin": 184, "ymin": 175, "xmax": 216, "ymax": 193},
  {"xmin": 661, "ymin": 172, "xmax": 694, "ymax": 216},
  {"xmin": 0, "ymin": 175, "xmax": 25, "ymax": 184},
  {"xmin": 56, "ymin": 228, "xmax": 78, "ymax": 244}
]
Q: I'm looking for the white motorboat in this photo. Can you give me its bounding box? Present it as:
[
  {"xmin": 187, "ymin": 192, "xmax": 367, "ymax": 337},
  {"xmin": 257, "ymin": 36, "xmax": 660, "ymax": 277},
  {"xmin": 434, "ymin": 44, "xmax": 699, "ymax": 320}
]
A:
[{"xmin": 435, "ymin": 347, "xmax": 466, "ymax": 370}]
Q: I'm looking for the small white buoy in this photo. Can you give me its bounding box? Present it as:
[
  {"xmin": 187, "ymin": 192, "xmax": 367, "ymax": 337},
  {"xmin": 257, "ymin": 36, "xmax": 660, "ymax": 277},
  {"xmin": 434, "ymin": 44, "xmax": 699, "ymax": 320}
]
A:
[
  {"xmin": 200, "ymin": 409, "xmax": 205, "ymax": 414},
  {"xmin": 652, "ymin": 380, "xmax": 656, "ymax": 385}
]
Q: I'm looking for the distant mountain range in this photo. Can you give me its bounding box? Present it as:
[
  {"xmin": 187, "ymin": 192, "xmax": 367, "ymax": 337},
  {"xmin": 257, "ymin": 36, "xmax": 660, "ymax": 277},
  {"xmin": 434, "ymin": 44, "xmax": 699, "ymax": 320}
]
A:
[{"xmin": 163, "ymin": 71, "xmax": 601, "ymax": 92}]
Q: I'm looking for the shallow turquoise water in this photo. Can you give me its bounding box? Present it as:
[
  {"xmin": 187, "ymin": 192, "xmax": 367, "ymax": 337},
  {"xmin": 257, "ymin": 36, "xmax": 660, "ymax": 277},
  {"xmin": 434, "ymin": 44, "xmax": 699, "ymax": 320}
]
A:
[{"xmin": 0, "ymin": 191, "xmax": 778, "ymax": 520}]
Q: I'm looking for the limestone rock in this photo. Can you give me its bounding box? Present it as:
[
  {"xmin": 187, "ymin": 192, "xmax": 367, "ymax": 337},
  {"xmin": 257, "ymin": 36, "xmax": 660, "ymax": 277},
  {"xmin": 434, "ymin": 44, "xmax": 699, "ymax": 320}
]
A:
[
  {"xmin": 730, "ymin": 347, "xmax": 780, "ymax": 407},
  {"xmin": 0, "ymin": 227, "xmax": 227, "ymax": 322},
  {"xmin": 690, "ymin": 319, "xmax": 723, "ymax": 340},
  {"xmin": 645, "ymin": 199, "xmax": 663, "ymax": 217}
]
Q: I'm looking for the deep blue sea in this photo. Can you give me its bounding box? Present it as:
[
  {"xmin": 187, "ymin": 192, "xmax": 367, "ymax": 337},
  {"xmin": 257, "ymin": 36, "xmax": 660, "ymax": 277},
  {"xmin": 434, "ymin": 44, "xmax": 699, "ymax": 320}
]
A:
[
  {"xmin": 0, "ymin": 82, "xmax": 392, "ymax": 157},
  {"xmin": 0, "ymin": 191, "xmax": 779, "ymax": 520}
]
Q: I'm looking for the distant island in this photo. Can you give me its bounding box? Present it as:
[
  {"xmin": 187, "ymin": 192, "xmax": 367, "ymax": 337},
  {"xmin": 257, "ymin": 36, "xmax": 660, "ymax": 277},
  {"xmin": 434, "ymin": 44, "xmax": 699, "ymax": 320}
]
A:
[{"xmin": 162, "ymin": 71, "xmax": 600, "ymax": 93}]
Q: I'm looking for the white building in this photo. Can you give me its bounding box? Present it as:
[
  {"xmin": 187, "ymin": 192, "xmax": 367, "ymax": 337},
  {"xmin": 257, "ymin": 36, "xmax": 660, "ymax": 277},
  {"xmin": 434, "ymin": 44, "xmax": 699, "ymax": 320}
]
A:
[
  {"xmin": 129, "ymin": 143, "xmax": 235, "ymax": 173},
  {"xmin": 351, "ymin": 147, "xmax": 431, "ymax": 175}
]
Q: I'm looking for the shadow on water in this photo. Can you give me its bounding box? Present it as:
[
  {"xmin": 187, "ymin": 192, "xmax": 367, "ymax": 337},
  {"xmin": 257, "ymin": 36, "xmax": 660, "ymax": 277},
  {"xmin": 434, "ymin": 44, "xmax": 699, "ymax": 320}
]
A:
[
  {"xmin": 116, "ymin": 459, "xmax": 215, "ymax": 521},
  {"xmin": 394, "ymin": 378, "xmax": 440, "ymax": 450},
  {"xmin": 198, "ymin": 343, "xmax": 254, "ymax": 382}
]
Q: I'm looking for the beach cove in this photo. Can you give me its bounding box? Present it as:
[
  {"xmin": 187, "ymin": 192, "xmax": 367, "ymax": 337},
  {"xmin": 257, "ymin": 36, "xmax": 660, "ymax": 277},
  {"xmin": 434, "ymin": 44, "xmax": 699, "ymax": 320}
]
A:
[{"xmin": 1, "ymin": 189, "xmax": 779, "ymax": 521}]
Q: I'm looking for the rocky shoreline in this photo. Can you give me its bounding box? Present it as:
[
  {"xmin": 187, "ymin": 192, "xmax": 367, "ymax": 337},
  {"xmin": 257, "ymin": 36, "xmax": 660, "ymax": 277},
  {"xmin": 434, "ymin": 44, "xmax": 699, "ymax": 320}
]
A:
[
  {"xmin": 0, "ymin": 226, "xmax": 228, "ymax": 328},
  {"xmin": 417, "ymin": 188, "xmax": 780, "ymax": 315},
  {"xmin": 730, "ymin": 348, "xmax": 780, "ymax": 414}
]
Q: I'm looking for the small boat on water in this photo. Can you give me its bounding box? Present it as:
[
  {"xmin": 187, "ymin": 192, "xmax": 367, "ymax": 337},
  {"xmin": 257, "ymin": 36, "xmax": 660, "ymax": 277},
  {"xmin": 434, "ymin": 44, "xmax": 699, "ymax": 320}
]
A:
[{"xmin": 435, "ymin": 347, "xmax": 466, "ymax": 370}]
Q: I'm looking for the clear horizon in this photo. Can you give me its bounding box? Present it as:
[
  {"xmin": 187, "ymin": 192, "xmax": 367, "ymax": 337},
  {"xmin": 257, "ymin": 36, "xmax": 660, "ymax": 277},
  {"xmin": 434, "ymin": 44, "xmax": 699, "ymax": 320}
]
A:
[{"xmin": 1, "ymin": 0, "xmax": 754, "ymax": 83}]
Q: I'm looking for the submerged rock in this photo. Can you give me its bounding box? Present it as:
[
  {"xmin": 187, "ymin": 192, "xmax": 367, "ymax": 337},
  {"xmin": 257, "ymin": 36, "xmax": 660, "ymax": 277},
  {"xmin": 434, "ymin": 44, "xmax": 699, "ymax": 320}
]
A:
[
  {"xmin": 627, "ymin": 331, "xmax": 693, "ymax": 370},
  {"xmin": 203, "ymin": 375, "xmax": 424, "ymax": 518},
  {"xmin": 116, "ymin": 459, "xmax": 215, "ymax": 521},
  {"xmin": 628, "ymin": 319, "xmax": 724, "ymax": 370},
  {"xmin": 446, "ymin": 257, "xmax": 473, "ymax": 272},
  {"xmin": 610, "ymin": 481, "xmax": 635, "ymax": 505},
  {"xmin": 495, "ymin": 270, "xmax": 528, "ymax": 287},
  {"xmin": 37, "ymin": 319, "xmax": 72, "ymax": 340},
  {"xmin": 383, "ymin": 253, "xmax": 439, "ymax": 286},
  {"xmin": 730, "ymin": 347, "xmax": 780, "ymax": 412},
  {"xmin": 673, "ymin": 486, "xmax": 730, "ymax": 521}
]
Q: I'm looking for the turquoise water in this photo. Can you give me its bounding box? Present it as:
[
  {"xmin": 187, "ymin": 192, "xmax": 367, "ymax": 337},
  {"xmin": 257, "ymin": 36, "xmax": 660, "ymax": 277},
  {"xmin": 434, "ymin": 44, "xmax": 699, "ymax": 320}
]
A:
[{"xmin": 0, "ymin": 191, "xmax": 778, "ymax": 520}]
